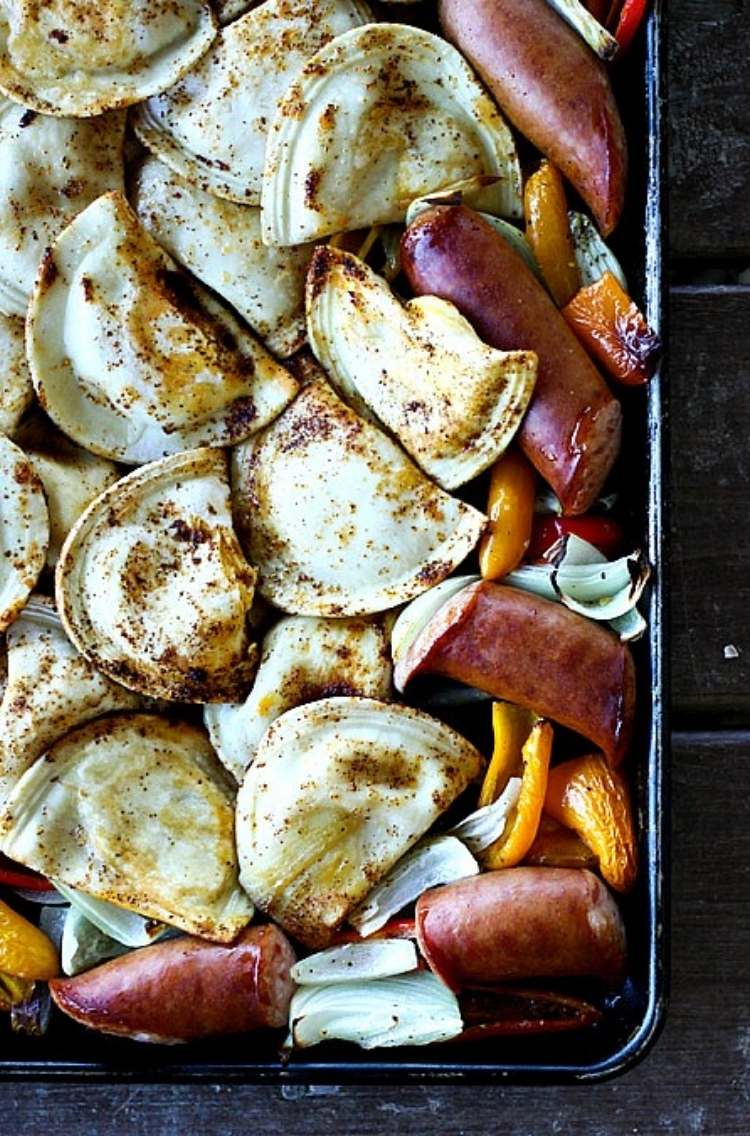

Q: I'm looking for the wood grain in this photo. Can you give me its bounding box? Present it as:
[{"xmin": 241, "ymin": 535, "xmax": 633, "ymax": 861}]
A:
[
  {"xmin": 3, "ymin": 731, "xmax": 748, "ymax": 1134},
  {"xmin": 3, "ymin": 8, "xmax": 750, "ymax": 1126},
  {"xmin": 670, "ymin": 287, "xmax": 750, "ymax": 722},
  {"xmin": 670, "ymin": 1, "xmax": 750, "ymax": 259}
]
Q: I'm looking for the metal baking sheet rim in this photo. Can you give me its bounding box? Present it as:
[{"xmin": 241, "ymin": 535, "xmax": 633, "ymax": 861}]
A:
[{"xmin": 0, "ymin": 2, "xmax": 669, "ymax": 1085}]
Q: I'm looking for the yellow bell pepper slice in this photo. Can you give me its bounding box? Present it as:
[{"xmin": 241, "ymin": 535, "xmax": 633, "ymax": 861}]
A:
[
  {"xmin": 523, "ymin": 160, "xmax": 580, "ymax": 308},
  {"xmin": 480, "ymin": 702, "xmax": 552, "ymax": 870},
  {"xmin": 0, "ymin": 897, "xmax": 59, "ymax": 980},
  {"xmin": 478, "ymin": 449, "xmax": 536, "ymax": 581}
]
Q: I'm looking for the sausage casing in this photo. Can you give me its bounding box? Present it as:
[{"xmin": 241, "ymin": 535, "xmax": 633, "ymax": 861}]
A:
[
  {"xmin": 401, "ymin": 206, "xmax": 622, "ymax": 515},
  {"xmin": 394, "ymin": 580, "xmax": 635, "ymax": 766},
  {"xmin": 416, "ymin": 867, "xmax": 627, "ymax": 990},
  {"xmin": 439, "ymin": 0, "xmax": 628, "ymax": 234},
  {"xmin": 49, "ymin": 924, "xmax": 296, "ymax": 1043}
]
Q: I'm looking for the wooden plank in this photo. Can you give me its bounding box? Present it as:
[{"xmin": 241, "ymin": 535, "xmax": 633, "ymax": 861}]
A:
[
  {"xmin": 669, "ymin": 0, "xmax": 750, "ymax": 259},
  {"xmin": 670, "ymin": 287, "xmax": 750, "ymax": 722},
  {"xmin": 4, "ymin": 731, "xmax": 749, "ymax": 1132}
]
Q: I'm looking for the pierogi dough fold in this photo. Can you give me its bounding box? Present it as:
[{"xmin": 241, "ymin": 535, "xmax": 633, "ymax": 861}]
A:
[
  {"xmin": 204, "ymin": 614, "xmax": 392, "ymax": 782},
  {"xmin": 0, "ymin": 597, "xmax": 143, "ymax": 811},
  {"xmin": 0, "ymin": 1, "xmax": 217, "ymax": 117},
  {"xmin": 56, "ymin": 448, "xmax": 258, "ymax": 703},
  {"xmin": 132, "ymin": 0, "xmax": 372, "ymax": 204},
  {"xmin": 0, "ymin": 433, "xmax": 49, "ymax": 633},
  {"xmin": 0, "ymin": 99, "xmax": 125, "ymax": 317},
  {"xmin": 132, "ymin": 156, "xmax": 312, "ymax": 358},
  {"xmin": 236, "ymin": 697, "xmax": 483, "ymax": 947},
  {"xmin": 260, "ymin": 22, "xmax": 521, "ymax": 245},
  {"xmin": 0, "ymin": 312, "xmax": 33, "ymax": 432},
  {"xmin": 26, "ymin": 192, "xmax": 298, "ymax": 464},
  {"xmin": 231, "ymin": 378, "xmax": 486, "ymax": 617},
  {"xmin": 1, "ymin": 713, "xmax": 253, "ymax": 943}
]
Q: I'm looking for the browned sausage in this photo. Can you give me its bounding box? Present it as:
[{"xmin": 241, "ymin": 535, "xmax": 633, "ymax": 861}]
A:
[
  {"xmin": 416, "ymin": 868, "xmax": 627, "ymax": 990},
  {"xmin": 439, "ymin": 0, "xmax": 628, "ymax": 234},
  {"xmin": 394, "ymin": 580, "xmax": 635, "ymax": 766},
  {"xmin": 49, "ymin": 924, "xmax": 296, "ymax": 1043},
  {"xmin": 401, "ymin": 205, "xmax": 622, "ymax": 515}
]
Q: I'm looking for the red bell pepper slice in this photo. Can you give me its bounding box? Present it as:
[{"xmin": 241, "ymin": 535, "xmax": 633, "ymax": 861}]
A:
[
  {"xmin": 0, "ymin": 854, "xmax": 53, "ymax": 892},
  {"xmin": 457, "ymin": 987, "xmax": 602, "ymax": 1041},
  {"xmin": 528, "ymin": 515, "xmax": 625, "ymax": 562},
  {"xmin": 611, "ymin": 0, "xmax": 649, "ymax": 53}
]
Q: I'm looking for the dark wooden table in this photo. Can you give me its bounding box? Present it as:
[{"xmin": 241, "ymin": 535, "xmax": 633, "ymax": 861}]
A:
[{"xmin": 6, "ymin": 1, "xmax": 750, "ymax": 1131}]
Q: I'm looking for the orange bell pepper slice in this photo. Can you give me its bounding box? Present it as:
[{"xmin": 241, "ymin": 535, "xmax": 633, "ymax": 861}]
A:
[
  {"xmin": 544, "ymin": 754, "xmax": 637, "ymax": 892},
  {"xmin": 562, "ymin": 271, "xmax": 661, "ymax": 385},
  {"xmin": 524, "ymin": 814, "xmax": 598, "ymax": 869},
  {"xmin": 478, "ymin": 449, "xmax": 536, "ymax": 581},
  {"xmin": 0, "ymin": 897, "xmax": 59, "ymax": 980},
  {"xmin": 480, "ymin": 702, "xmax": 552, "ymax": 869},
  {"xmin": 523, "ymin": 161, "xmax": 580, "ymax": 308}
]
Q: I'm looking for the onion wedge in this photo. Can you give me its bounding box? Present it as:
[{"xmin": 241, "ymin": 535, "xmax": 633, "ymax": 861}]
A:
[
  {"xmin": 53, "ymin": 883, "xmax": 168, "ymax": 949},
  {"xmin": 391, "ymin": 576, "xmax": 480, "ymax": 672},
  {"xmin": 569, "ymin": 211, "xmax": 628, "ymax": 290},
  {"xmin": 61, "ymin": 907, "xmax": 130, "ymax": 977},
  {"xmin": 446, "ymin": 778, "xmax": 522, "ymax": 854},
  {"xmin": 289, "ymin": 971, "xmax": 462, "ymax": 1049},
  {"xmin": 348, "ymin": 836, "xmax": 478, "ymax": 937},
  {"xmin": 291, "ymin": 940, "xmax": 418, "ymax": 986},
  {"xmin": 504, "ymin": 535, "xmax": 650, "ymax": 639},
  {"xmin": 544, "ymin": 0, "xmax": 618, "ymax": 60},
  {"xmin": 405, "ymin": 175, "xmax": 521, "ymax": 225}
]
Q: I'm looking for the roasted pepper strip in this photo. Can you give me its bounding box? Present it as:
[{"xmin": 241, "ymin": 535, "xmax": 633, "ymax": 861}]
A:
[
  {"xmin": 458, "ymin": 986, "xmax": 602, "ymax": 1040},
  {"xmin": 0, "ymin": 897, "xmax": 59, "ymax": 980},
  {"xmin": 612, "ymin": 0, "xmax": 649, "ymax": 53},
  {"xmin": 524, "ymin": 814, "xmax": 598, "ymax": 869},
  {"xmin": 545, "ymin": 753, "xmax": 637, "ymax": 891},
  {"xmin": 478, "ymin": 449, "xmax": 536, "ymax": 581},
  {"xmin": 527, "ymin": 515, "xmax": 625, "ymax": 562},
  {"xmin": 480, "ymin": 702, "xmax": 552, "ymax": 869},
  {"xmin": 562, "ymin": 270, "xmax": 661, "ymax": 385},
  {"xmin": 0, "ymin": 854, "xmax": 53, "ymax": 892},
  {"xmin": 523, "ymin": 161, "xmax": 580, "ymax": 308}
]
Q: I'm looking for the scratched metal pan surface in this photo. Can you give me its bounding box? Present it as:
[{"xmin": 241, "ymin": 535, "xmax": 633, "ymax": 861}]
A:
[{"xmin": 0, "ymin": 3, "xmax": 668, "ymax": 1084}]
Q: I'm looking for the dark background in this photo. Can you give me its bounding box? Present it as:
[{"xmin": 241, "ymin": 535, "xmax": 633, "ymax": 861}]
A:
[{"xmin": 5, "ymin": 0, "xmax": 750, "ymax": 1130}]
